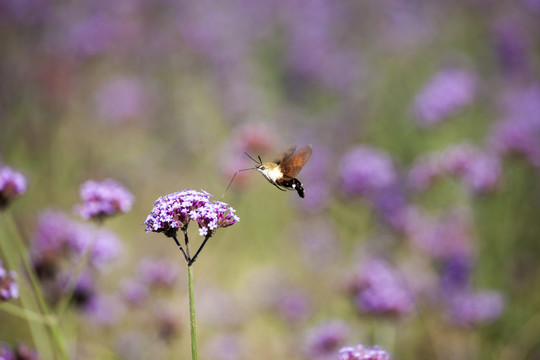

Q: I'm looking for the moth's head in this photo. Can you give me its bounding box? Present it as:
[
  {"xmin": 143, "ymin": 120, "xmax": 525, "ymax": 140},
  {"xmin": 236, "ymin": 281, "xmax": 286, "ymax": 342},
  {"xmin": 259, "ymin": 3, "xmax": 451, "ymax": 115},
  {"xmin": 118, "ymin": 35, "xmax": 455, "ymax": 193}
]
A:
[{"xmin": 256, "ymin": 162, "xmax": 276, "ymax": 173}]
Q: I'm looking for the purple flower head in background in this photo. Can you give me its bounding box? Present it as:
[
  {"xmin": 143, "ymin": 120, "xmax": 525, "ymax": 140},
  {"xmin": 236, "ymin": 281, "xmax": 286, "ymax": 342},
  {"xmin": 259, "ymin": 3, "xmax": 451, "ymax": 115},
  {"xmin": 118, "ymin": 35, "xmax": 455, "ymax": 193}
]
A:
[
  {"xmin": 347, "ymin": 259, "xmax": 414, "ymax": 317},
  {"xmin": 75, "ymin": 179, "xmax": 134, "ymax": 221},
  {"xmin": 204, "ymin": 334, "xmax": 242, "ymax": 360},
  {"xmin": 404, "ymin": 207, "xmax": 474, "ymax": 260},
  {"xmin": 31, "ymin": 210, "xmax": 122, "ymax": 271},
  {"xmin": 339, "ymin": 146, "xmax": 397, "ymax": 198},
  {"xmin": 138, "ymin": 258, "xmax": 180, "ymax": 289},
  {"xmin": 83, "ymin": 293, "xmax": 125, "ymax": 326},
  {"xmin": 413, "ymin": 68, "xmax": 477, "ymax": 127},
  {"xmin": 408, "ymin": 144, "xmax": 500, "ymax": 193},
  {"xmin": 0, "ymin": 260, "xmax": 19, "ymax": 301},
  {"xmin": 446, "ymin": 290, "xmax": 505, "ymax": 326},
  {"xmin": 144, "ymin": 189, "xmax": 239, "ymax": 237},
  {"xmin": 0, "ymin": 166, "xmax": 27, "ymax": 209},
  {"xmin": 438, "ymin": 256, "xmax": 472, "ymax": 294},
  {"xmin": 304, "ymin": 320, "xmax": 349, "ymax": 360},
  {"xmin": 492, "ymin": 17, "xmax": 531, "ymax": 78},
  {"xmin": 0, "ymin": 343, "xmax": 39, "ymax": 360},
  {"xmin": 272, "ymin": 289, "xmax": 312, "ymax": 324},
  {"xmin": 95, "ymin": 76, "xmax": 152, "ymax": 124},
  {"xmin": 489, "ymin": 85, "xmax": 540, "ymax": 167},
  {"xmin": 121, "ymin": 279, "xmax": 149, "ymax": 307},
  {"xmin": 442, "ymin": 144, "xmax": 501, "ymax": 193},
  {"xmin": 338, "ymin": 343, "xmax": 391, "ymax": 360}
]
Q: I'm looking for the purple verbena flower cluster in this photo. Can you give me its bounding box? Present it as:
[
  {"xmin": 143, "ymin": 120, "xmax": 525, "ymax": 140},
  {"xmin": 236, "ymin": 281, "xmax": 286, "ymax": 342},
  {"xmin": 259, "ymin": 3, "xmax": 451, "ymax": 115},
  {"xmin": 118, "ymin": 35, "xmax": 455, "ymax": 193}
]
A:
[
  {"xmin": 338, "ymin": 343, "xmax": 391, "ymax": 360},
  {"xmin": 347, "ymin": 259, "xmax": 414, "ymax": 317},
  {"xmin": 408, "ymin": 143, "xmax": 500, "ymax": 193},
  {"xmin": 0, "ymin": 165, "xmax": 27, "ymax": 209},
  {"xmin": 144, "ymin": 189, "xmax": 239, "ymax": 237},
  {"xmin": 75, "ymin": 179, "xmax": 134, "ymax": 221},
  {"xmin": 0, "ymin": 260, "xmax": 19, "ymax": 301},
  {"xmin": 413, "ymin": 68, "xmax": 477, "ymax": 127}
]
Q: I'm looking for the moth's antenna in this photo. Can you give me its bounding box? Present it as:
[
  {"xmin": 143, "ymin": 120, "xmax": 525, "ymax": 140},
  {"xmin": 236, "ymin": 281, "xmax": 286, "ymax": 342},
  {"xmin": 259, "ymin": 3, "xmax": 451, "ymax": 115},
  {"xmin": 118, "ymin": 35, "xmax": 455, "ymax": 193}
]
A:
[
  {"xmin": 258, "ymin": 155, "xmax": 262, "ymax": 164},
  {"xmin": 220, "ymin": 167, "xmax": 256, "ymax": 201},
  {"xmin": 244, "ymin": 152, "xmax": 261, "ymax": 165}
]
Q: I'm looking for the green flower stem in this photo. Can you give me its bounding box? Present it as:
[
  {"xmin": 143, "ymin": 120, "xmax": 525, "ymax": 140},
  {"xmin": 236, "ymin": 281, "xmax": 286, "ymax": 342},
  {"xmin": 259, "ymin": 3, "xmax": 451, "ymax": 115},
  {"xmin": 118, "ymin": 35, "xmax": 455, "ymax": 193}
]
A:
[
  {"xmin": 187, "ymin": 264, "xmax": 198, "ymax": 360},
  {"xmin": 0, "ymin": 213, "xmax": 56, "ymax": 359}
]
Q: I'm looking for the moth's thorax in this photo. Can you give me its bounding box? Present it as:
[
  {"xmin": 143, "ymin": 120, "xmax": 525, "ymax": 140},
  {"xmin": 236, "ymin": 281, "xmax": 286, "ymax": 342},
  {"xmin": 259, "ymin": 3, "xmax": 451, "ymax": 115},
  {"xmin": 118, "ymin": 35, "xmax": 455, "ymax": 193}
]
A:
[{"xmin": 256, "ymin": 162, "xmax": 283, "ymax": 182}]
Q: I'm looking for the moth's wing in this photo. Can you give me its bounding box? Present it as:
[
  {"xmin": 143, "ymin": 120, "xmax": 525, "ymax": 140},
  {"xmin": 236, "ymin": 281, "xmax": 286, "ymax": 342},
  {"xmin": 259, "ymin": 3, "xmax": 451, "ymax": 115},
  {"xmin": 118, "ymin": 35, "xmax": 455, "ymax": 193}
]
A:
[
  {"xmin": 273, "ymin": 145, "xmax": 297, "ymax": 165},
  {"xmin": 279, "ymin": 144, "xmax": 312, "ymax": 179}
]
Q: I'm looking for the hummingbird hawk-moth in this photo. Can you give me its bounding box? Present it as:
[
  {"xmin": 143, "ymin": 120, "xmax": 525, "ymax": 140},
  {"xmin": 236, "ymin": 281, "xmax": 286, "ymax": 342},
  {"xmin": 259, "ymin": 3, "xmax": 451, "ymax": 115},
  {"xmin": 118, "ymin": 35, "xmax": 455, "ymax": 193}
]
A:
[
  {"xmin": 222, "ymin": 145, "xmax": 312, "ymax": 199},
  {"xmin": 250, "ymin": 144, "xmax": 312, "ymax": 198}
]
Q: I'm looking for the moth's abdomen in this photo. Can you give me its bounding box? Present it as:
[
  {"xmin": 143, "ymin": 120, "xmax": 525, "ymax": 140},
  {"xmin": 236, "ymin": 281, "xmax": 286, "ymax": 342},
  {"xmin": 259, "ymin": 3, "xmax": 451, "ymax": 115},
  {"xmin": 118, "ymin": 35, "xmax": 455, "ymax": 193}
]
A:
[{"xmin": 275, "ymin": 178, "xmax": 305, "ymax": 198}]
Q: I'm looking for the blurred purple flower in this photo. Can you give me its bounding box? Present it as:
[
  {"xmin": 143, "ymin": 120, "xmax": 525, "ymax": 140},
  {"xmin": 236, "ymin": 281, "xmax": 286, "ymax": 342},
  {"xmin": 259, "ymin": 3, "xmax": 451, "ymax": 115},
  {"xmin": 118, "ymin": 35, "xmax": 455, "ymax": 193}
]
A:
[
  {"xmin": 492, "ymin": 17, "xmax": 531, "ymax": 78},
  {"xmin": 438, "ymin": 256, "xmax": 472, "ymax": 294},
  {"xmin": 283, "ymin": 0, "xmax": 361, "ymax": 92},
  {"xmin": 489, "ymin": 85, "xmax": 540, "ymax": 167},
  {"xmin": 83, "ymin": 293, "xmax": 125, "ymax": 326},
  {"xmin": 58, "ymin": 270, "xmax": 96, "ymax": 308},
  {"xmin": 408, "ymin": 144, "xmax": 500, "ymax": 193},
  {"xmin": 13, "ymin": 344, "xmax": 40, "ymax": 360},
  {"xmin": 0, "ymin": 260, "xmax": 19, "ymax": 301},
  {"xmin": 0, "ymin": 345, "xmax": 14, "ymax": 360},
  {"xmin": 372, "ymin": 183, "xmax": 409, "ymax": 231},
  {"xmin": 0, "ymin": 166, "xmax": 27, "ymax": 209},
  {"xmin": 272, "ymin": 289, "xmax": 312, "ymax": 324},
  {"xmin": 347, "ymin": 259, "xmax": 414, "ymax": 317},
  {"xmin": 446, "ymin": 290, "xmax": 505, "ymax": 326},
  {"xmin": 338, "ymin": 343, "xmax": 391, "ymax": 360},
  {"xmin": 413, "ymin": 68, "xmax": 477, "ymax": 127},
  {"xmin": 121, "ymin": 279, "xmax": 149, "ymax": 306},
  {"xmin": 0, "ymin": 0, "xmax": 50, "ymax": 25},
  {"xmin": 154, "ymin": 306, "xmax": 181, "ymax": 342},
  {"xmin": 95, "ymin": 76, "xmax": 152, "ymax": 124},
  {"xmin": 0, "ymin": 343, "xmax": 39, "ymax": 360},
  {"xmin": 138, "ymin": 258, "xmax": 179, "ymax": 289},
  {"xmin": 75, "ymin": 179, "xmax": 134, "ymax": 221},
  {"xmin": 404, "ymin": 207, "xmax": 474, "ymax": 260},
  {"xmin": 408, "ymin": 154, "xmax": 441, "ymax": 191},
  {"xmin": 32, "ymin": 210, "xmax": 122, "ymax": 270},
  {"xmin": 231, "ymin": 122, "xmax": 277, "ymax": 155},
  {"xmin": 144, "ymin": 189, "xmax": 239, "ymax": 237},
  {"xmin": 339, "ymin": 146, "xmax": 397, "ymax": 197},
  {"xmin": 304, "ymin": 320, "xmax": 349, "ymax": 359},
  {"xmin": 205, "ymin": 334, "xmax": 242, "ymax": 360},
  {"xmin": 442, "ymin": 144, "xmax": 501, "ymax": 193}
]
